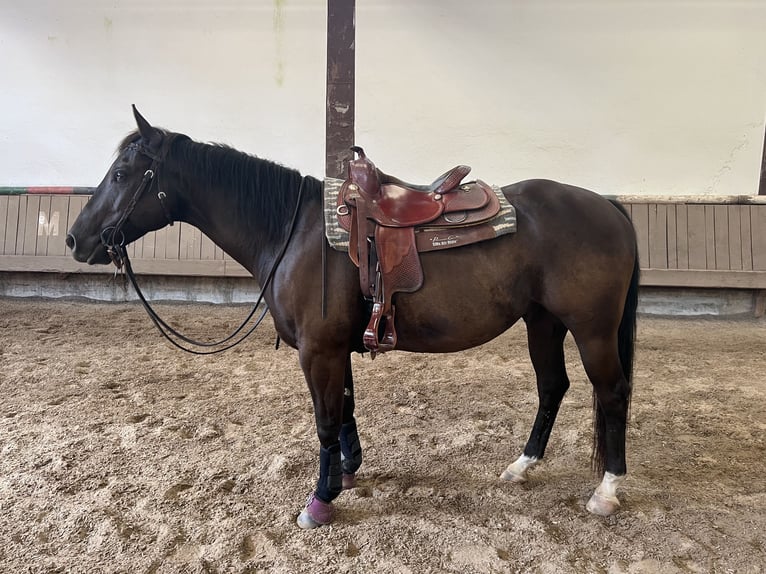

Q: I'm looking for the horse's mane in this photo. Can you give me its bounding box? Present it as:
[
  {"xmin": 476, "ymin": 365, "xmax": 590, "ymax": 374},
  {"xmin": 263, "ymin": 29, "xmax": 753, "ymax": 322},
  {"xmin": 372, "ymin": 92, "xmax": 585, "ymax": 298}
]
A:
[{"xmin": 118, "ymin": 129, "xmax": 319, "ymax": 245}]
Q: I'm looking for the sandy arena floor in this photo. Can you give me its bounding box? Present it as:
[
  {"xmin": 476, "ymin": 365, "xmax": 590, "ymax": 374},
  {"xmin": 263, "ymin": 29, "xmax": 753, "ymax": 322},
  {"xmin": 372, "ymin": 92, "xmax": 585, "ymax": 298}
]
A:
[{"xmin": 0, "ymin": 298, "xmax": 764, "ymax": 573}]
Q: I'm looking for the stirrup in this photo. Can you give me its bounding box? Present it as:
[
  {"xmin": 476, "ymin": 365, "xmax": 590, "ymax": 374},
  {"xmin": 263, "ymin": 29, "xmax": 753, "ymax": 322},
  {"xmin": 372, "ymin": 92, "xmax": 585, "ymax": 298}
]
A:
[{"xmin": 363, "ymin": 302, "xmax": 397, "ymax": 356}]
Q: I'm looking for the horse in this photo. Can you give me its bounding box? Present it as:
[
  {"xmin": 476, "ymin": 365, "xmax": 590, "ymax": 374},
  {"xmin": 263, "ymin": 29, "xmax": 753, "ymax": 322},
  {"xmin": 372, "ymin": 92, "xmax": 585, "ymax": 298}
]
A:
[{"xmin": 67, "ymin": 106, "xmax": 639, "ymax": 529}]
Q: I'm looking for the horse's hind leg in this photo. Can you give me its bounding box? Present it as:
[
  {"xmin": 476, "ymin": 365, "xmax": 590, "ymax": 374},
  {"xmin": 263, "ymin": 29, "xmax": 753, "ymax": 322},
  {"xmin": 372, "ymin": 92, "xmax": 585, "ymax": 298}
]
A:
[
  {"xmin": 574, "ymin": 330, "xmax": 631, "ymax": 516},
  {"xmin": 339, "ymin": 355, "xmax": 363, "ymax": 489},
  {"xmin": 502, "ymin": 305, "xmax": 570, "ymax": 482}
]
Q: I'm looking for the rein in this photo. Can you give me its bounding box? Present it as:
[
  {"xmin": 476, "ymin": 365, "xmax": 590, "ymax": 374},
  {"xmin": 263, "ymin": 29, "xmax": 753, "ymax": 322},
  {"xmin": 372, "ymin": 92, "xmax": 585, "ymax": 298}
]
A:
[{"xmin": 101, "ymin": 141, "xmax": 306, "ymax": 354}]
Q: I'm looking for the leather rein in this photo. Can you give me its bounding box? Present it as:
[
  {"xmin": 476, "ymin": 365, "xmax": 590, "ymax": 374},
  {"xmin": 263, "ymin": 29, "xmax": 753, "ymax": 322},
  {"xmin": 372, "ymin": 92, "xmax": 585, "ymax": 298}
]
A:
[{"xmin": 100, "ymin": 140, "xmax": 305, "ymax": 355}]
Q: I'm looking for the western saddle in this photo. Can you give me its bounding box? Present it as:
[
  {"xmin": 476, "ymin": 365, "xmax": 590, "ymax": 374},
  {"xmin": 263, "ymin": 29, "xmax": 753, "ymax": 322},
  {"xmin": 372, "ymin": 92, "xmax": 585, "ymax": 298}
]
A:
[{"xmin": 336, "ymin": 146, "xmax": 502, "ymax": 356}]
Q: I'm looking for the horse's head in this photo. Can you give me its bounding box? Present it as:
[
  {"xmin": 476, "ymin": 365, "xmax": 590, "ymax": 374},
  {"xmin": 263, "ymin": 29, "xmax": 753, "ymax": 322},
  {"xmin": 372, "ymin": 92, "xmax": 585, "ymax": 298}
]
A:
[{"xmin": 67, "ymin": 106, "xmax": 178, "ymax": 265}]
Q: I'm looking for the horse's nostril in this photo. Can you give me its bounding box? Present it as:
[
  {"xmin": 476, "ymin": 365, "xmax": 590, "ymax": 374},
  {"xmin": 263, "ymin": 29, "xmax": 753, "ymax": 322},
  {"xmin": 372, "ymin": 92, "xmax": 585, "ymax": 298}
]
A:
[{"xmin": 65, "ymin": 233, "xmax": 76, "ymax": 251}]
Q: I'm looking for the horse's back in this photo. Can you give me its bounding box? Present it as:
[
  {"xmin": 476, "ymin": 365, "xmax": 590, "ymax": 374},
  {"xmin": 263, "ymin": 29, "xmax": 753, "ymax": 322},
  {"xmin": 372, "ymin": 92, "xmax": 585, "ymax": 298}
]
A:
[
  {"xmin": 502, "ymin": 179, "xmax": 635, "ymax": 253},
  {"xmin": 392, "ymin": 179, "xmax": 637, "ymax": 352}
]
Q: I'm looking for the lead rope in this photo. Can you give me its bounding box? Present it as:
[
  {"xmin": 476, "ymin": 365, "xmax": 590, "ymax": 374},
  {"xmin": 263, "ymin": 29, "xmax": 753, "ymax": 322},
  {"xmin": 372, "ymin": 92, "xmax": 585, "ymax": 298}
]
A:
[{"xmin": 112, "ymin": 177, "xmax": 307, "ymax": 355}]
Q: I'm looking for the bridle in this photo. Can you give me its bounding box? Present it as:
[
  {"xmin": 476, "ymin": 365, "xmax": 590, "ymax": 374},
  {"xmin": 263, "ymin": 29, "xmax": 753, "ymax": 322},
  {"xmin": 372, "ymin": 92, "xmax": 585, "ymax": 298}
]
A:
[
  {"xmin": 100, "ymin": 139, "xmax": 176, "ymax": 267},
  {"xmin": 101, "ymin": 138, "xmax": 306, "ymax": 355}
]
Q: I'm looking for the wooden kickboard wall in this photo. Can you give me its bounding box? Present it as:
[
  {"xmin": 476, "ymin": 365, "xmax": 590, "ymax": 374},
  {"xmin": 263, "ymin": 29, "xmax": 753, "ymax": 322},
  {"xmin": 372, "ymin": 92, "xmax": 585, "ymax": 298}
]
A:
[
  {"xmin": 625, "ymin": 199, "xmax": 766, "ymax": 288},
  {"xmin": 0, "ymin": 194, "xmax": 249, "ymax": 277},
  {"xmin": 1, "ymin": 193, "xmax": 764, "ymax": 288}
]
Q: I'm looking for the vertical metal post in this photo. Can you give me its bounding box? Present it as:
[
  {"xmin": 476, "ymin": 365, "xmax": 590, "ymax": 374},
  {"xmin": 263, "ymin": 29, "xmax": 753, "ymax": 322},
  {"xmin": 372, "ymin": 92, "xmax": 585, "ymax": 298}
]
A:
[
  {"xmin": 326, "ymin": 0, "xmax": 355, "ymax": 180},
  {"xmin": 759, "ymin": 120, "xmax": 766, "ymax": 195}
]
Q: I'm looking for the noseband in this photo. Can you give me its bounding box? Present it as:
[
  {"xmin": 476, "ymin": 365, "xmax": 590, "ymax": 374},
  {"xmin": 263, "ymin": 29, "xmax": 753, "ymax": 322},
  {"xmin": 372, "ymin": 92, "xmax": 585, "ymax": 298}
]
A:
[{"xmin": 101, "ymin": 141, "xmax": 174, "ymax": 268}]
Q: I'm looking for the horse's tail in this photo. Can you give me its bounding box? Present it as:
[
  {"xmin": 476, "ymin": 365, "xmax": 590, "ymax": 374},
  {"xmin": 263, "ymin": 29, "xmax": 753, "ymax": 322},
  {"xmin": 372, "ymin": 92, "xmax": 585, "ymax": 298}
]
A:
[
  {"xmin": 610, "ymin": 199, "xmax": 640, "ymax": 384},
  {"xmin": 593, "ymin": 200, "xmax": 640, "ymax": 474}
]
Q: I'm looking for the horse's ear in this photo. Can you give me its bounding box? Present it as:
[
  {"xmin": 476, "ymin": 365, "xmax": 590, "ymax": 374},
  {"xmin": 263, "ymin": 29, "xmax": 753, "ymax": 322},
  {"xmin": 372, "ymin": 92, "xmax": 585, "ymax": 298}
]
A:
[{"xmin": 132, "ymin": 105, "xmax": 161, "ymax": 151}]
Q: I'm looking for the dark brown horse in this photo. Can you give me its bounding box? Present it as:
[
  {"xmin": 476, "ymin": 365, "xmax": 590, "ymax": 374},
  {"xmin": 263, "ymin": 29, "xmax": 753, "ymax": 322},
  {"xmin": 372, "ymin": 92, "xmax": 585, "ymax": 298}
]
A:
[{"xmin": 67, "ymin": 107, "xmax": 639, "ymax": 529}]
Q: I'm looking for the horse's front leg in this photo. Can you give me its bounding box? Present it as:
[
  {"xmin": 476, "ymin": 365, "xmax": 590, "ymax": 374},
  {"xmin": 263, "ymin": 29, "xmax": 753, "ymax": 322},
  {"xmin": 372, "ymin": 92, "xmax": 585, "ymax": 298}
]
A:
[
  {"xmin": 296, "ymin": 349, "xmax": 348, "ymax": 529},
  {"xmin": 340, "ymin": 355, "xmax": 363, "ymax": 489}
]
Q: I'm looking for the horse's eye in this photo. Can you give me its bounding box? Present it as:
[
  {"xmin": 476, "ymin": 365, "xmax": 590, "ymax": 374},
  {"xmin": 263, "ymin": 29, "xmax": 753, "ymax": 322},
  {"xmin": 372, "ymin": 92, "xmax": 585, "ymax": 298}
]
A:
[{"xmin": 114, "ymin": 170, "xmax": 125, "ymax": 182}]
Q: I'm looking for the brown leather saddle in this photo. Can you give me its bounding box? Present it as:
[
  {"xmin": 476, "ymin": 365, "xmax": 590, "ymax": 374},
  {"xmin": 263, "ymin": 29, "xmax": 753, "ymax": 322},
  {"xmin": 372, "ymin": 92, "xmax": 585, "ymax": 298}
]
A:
[{"xmin": 337, "ymin": 146, "xmax": 501, "ymax": 356}]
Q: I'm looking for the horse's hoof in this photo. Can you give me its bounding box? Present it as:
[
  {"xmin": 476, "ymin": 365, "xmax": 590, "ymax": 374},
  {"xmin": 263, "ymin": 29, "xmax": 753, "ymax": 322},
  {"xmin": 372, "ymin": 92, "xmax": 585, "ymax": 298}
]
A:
[
  {"xmin": 500, "ymin": 455, "xmax": 537, "ymax": 484},
  {"xmin": 296, "ymin": 509, "xmax": 323, "ymax": 529},
  {"xmin": 500, "ymin": 468, "xmax": 528, "ymax": 483},
  {"xmin": 342, "ymin": 473, "xmax": 357, "ymax": 489},
  {"xmin": 296, "ymin": 494, "xmax": 334, "ymax": 529},
  {"xmin": 586, "ymin": 492, "xmax": 621, "ymax": 516}
]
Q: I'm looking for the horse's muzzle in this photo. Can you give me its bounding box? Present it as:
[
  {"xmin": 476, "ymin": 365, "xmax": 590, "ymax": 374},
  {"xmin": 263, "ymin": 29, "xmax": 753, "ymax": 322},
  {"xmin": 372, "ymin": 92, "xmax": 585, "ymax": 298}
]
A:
[
  {"xmin": 66, "ymin": 232, "xmax": 109, "ymax": 264},
  {"xmin": 65, "ymin": 233, "xmax": 88, "ymax": 262}
]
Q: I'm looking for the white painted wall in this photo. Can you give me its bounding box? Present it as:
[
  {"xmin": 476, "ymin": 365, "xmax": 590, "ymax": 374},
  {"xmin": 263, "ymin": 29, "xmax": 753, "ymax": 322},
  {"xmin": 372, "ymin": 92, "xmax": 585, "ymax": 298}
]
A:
[
  {"xmin": 1, "ymin": 0, "xmax": 765, "ymax": 196},
  {"xmin": 356, "ymin": 0, "xmax": 766, "ymax": 195},
  {"xmin": 0, "ymin": 0, "xmax": 327, "ymax": 185}
]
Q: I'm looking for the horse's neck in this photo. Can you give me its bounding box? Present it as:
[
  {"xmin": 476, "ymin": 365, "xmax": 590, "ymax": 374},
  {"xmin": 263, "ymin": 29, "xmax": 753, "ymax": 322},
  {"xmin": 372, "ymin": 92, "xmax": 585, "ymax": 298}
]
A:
[{"xmin": 178, "ymin": 179, "xmax": 309, "ymax": 281}]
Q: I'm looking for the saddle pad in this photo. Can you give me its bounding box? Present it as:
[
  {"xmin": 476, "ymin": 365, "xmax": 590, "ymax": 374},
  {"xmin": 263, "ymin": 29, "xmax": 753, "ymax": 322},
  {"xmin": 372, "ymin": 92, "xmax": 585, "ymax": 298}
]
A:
[{"xmin": 323, "ymin": 178, "xmax": 517, "ymax": 252}]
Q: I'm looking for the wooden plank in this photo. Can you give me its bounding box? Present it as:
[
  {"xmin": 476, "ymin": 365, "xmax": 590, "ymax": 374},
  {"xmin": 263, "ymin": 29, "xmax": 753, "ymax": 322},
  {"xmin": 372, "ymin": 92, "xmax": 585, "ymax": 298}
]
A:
[
  {"xmin": 127, "ymin": 237, "xmax": 141, "ymax": 259},
  {"xmin": 7, "ymin": 254, "xmax": 761, "ymax": 285},
  {"xmin": 713, "ymin": 205, "xmax": 730, "ymax": 270},
  {"xmin": 0, "ymin": 255, "xmax": 106, "ymax": 273},
  {"xmin": 0, "ymin": 196, "xmax": 9, "ymax": 254},
  {"xmin": 741, "ymin": 205, "xmax": 753, "ymax": 271},
  {"xmin": 131, "ymin": 251, "xmax": 249, "ymax": 275},
  {"xmin": 190, "ymin": 227, "xmax": 203, "ymax": 260},
  {"xmin": 630, "ymin": 203, "xmax": 649, "ymax": 269},
  {"xmin": 141, "ymin": 229, "xmax": 156, "ymax": 259},
  {"xmin": 164, "ymin": 223, "xmax": 181, "ymax": 260},
  {"xmin": 200, "ymin": 232, "xmax": 216, "ymax": 260},
  {"xmin": 177, "ymin": 224, "xmax": 190, "ymax": 259},
  {"xmin": 128, "ymin": 258, "xmax": 244, "ymax": 276},
  {"xmin": 68, "ymin": 194, "xmax": 88, "ymax": 218},
  {"xmin": 130, "ymin": 230, "xmax": 149, "ymax": 258},
  {"xmin": 35, "ymin": 196, "xmax": 52, "ymax": 256},
  {"xmin": 704, "ymin": 206, "xmax": 716, "ymax": 269},
  {"xmin": 727, "ymin": 205, "xmax": 743, "ymax": 271},
  {"xmin": 666, "ymin": 204, "xmax": 677, "ymax": 269},
  {"xmin": 224, "ymin": 259, "xmax": 251, "ymax": 277},
  {"xmin": 759, "ymin": 121, "xmax": 766, "ymax": 196},
  {"xmin": 0, "ymin": 254, "xmax": 248, "ymax": 276},
  {"xmin": 641, "ymin": 268, "xmax": 766, "ymax": 289},
  {"xmin": 648, "ymin": 204, "xmax": 668, "ymax": 269},
  {"xmin": 10, "ymin": 196, "xmax": 24, "ymax": 255},
  {"xmin": 46, "ymin": 196, "xmax": 70, "ymax": 256},
  {"xmin": 21, "ymin": 196, "xmax": 40, "ymax": 255},
  {"xmin": 608, "ymin": 195, "xmax": 766, "ymax": 205},
  {"xmin": 65, "ymin": 196, "xmax": 86, "ymax": 257},
  {"xmin": 16, "ymin": 253, "xmax": 757, "ymax": 285},
  {"xmin": 151, "ymin": 227, "xmax": 169, "ymax": 259},
  {"xmin": 675, "ymin": 204, "xmax": 689, "ymax": 270},
  {"xmin": 129, "ymin": 235, "xmax": 141, "ymax": 258},
  {"xmin": 179, "ymin": 223, "xmax": 202, "ymax": 261},
  {"xmin": 686, "ymin": 205, "xmax": 707, "ymax": 270},
  {"xmin": 752, "ymin": 204, "xmax": 766, "ymax": 271}
]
